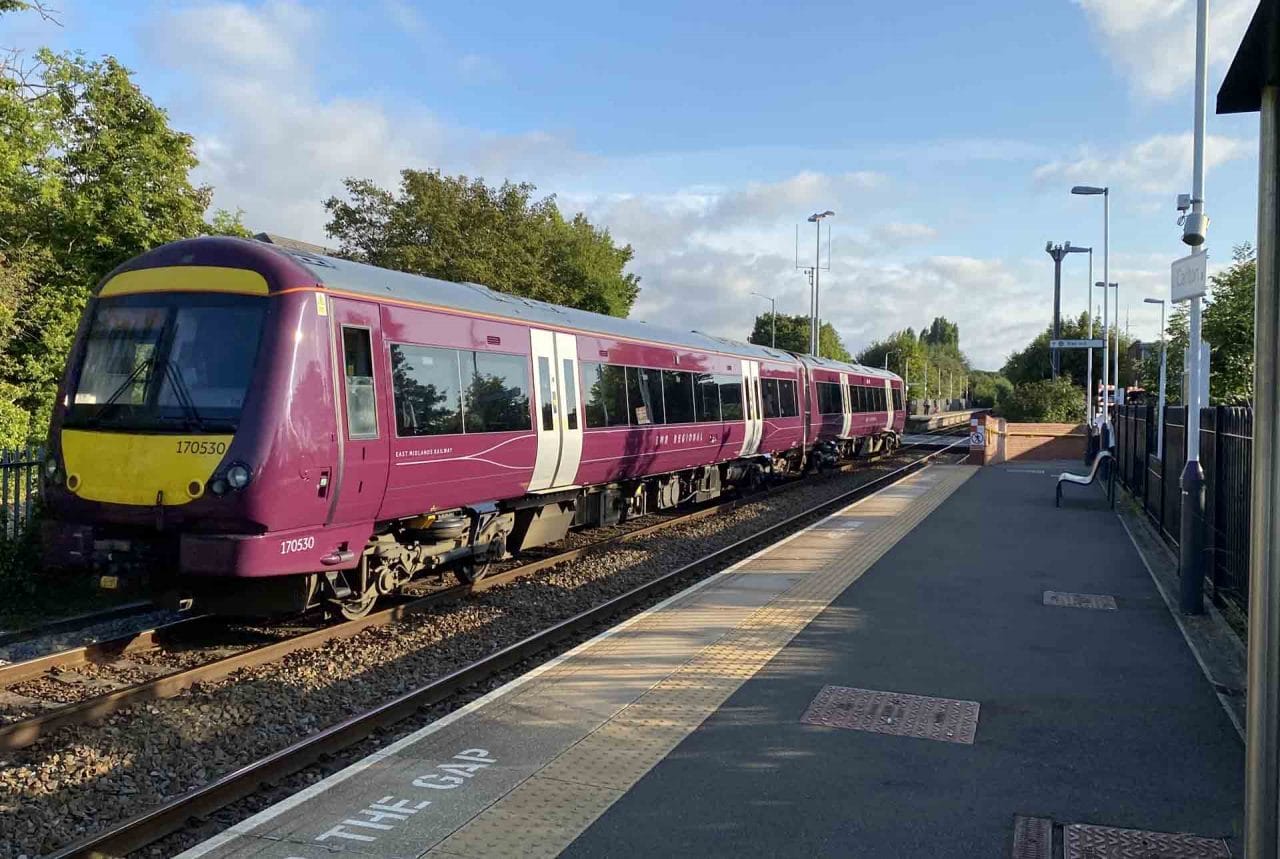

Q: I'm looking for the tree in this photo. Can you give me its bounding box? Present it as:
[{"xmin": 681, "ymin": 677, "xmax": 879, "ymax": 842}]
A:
[
  {"xmin": 1001, "ymin": 311, "xmax": 1140, "ymax": 396},
  {"xmin": 747, "ymin": 313, "xmax": 851, "ymax": 362},
  {"xmin": 970, "ymin": 371, "xmax": 1013, "ymax": 408},
  {"xmin": 0, "ymin": 49, "xmax": 211, "ymax": 443},
  {"xmin": 325, "ymin": 170, "xmax": 640, "ymax": 317},
  {"xmin": 999, "ymin": 378, "xmax": 1086, "ymax": 423},
  {"xmin": 203, "ymin": 208, "xmax": 253, "ymax": 238},
  {"xmin": 1153, "ymin": 244, "xmax": 1255, "ymax": 406},
  {"xmin": 920, "ymin": 317, "xmax": 959, "ymax": 348}
]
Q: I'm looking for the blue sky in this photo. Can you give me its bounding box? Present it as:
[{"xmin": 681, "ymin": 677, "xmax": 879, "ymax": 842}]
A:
[{"xmin": 0, "ymin": 0, "xmax": 1264, "ymax": 368}]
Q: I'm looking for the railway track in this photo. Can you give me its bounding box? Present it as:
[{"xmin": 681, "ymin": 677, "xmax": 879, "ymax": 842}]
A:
[
  {"xmin": 44, "ymin": 436, "xmax": 967, "ymax": 858},
  {"xmin": 0, "ymin": 429, "xmax": 964, "ymax": 757}
]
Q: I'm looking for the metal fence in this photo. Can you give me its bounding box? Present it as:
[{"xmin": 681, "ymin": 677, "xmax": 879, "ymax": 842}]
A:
[
  {"xmin": 1114, "ymin": 404, "xmax": 1252, "ymax": 612},
  {"xmin": 0, "ymin": 444, "xmax": 43, "ymax": 538}
]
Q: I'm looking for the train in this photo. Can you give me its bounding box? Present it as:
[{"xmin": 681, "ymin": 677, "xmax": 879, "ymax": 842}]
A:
[{"xmin": 39, "ymin": 236, "xmax": 905, "ymax": 618}]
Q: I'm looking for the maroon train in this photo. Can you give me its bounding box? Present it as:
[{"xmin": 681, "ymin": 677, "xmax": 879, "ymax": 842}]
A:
[{"xmin": 41, "ymin": 237, "xmax": 904, "ymax": 618}]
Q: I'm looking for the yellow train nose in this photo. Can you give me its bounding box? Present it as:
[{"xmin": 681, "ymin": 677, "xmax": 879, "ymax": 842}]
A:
[{"xmin": 60, "ymin": 430, "xmax": 233, "ymax": 506}]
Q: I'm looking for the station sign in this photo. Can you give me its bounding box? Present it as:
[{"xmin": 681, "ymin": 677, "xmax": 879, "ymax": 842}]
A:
[
  {"xmin": 1049, "ymin": 339, "xmax": 1105, "ymax": 349},
  {"xmin": 1171, "ymin": 251, "xmax": 1207, "ymax": 302}
]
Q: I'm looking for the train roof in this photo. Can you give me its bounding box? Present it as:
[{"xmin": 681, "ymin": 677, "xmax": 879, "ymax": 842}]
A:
[{"xmin": 103, "ymin": 236, "xmax": 902, "ymax": 382}]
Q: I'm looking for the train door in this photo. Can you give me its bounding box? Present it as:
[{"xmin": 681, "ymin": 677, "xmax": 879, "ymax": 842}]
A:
[
  {"xmin": 882, "ymin": 378, "xmax": 894, "ymax": 430},
  {"xmin": 840, "ymin": 373, "xmax": 852, "ymax": 437},
  {"xmin": 329, "ymin": 298, "xmax": 390, "ymax": 525},
  {"xmin": 739, "ymin": 360, "xmax": 763, "ymax": 456},
  {"xmin": 529, "ymin": 329, "xmax": 584, "ymax": 491}
]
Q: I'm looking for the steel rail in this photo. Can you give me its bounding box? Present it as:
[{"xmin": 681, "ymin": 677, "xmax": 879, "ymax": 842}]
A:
[
  {"xmin": 0, "ymin": 427, "xmax": 964, "ymax": 731},
  {"xmin": 47, "ymin": 438, "xmax": 966, "ymax": 859},
  {"xmin": 0, "ymin": 600, "xmax": 155, "ymax": 649},
  {"xmin": 0, "ymin": 615, "xmax": 210, "ymax": 687},
  {"xmin": 0, "ymin": 447, "xmax": 887, "ymax": 750}
]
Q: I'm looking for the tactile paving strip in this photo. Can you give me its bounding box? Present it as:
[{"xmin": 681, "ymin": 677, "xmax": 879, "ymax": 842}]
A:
[
  {"xmin": 1063, "ymin": 823, "xmax": 1230, "ymax": 858},
  {"xmin": 1011, "ymin": 815, "xmax": 1053, "ymax": 859},
  {"xmin": 800, "ymin": 684, "xmax": 980, "ymax": 744},
  {"xmin": 1044, "ymin": 591, "xmax": 1118, "ymax": 610}
]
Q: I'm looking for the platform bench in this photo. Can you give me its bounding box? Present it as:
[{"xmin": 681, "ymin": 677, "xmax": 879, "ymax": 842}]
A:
[{"xmin": 1056, "ymin": 450, "xmax": 1114, "ymax": 508}]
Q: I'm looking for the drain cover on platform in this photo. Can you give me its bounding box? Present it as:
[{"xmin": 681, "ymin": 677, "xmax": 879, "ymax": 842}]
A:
[
  {"xmin": 1011, "ymin": 816, "xmax": 1053, "ymax": 859},
  {"xmin": 1064, "ymin": 824, "xmax": 1229, "ymax": 858},
  {"xmin": 800, "ymin": 685, "xmax": 979, "ymax": 744},
  {"xmin": 1043, "ymin": 591, "xmax": 1118, "ymax": 610}
]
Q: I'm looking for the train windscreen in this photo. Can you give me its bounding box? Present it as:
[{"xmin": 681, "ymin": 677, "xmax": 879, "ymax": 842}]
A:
[{"xmin": 64, "ymin": 292, "xmax": 266, "ymax": 432}]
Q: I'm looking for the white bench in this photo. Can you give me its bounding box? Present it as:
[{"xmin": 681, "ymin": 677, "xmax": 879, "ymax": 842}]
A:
[{"xmin": 1056, "ymin": 449, "xmax": 1114, "ymax": 508}]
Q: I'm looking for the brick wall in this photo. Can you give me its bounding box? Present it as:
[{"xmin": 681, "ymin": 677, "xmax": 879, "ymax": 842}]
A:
[{"xmin": 1002, "ymin": 423, "xmax": 1085, "ymax": 461}]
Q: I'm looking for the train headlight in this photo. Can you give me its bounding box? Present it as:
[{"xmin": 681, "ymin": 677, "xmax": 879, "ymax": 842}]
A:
[
  {"xmin": 43, "ymin": 456, "xmax": 59, "ymax": 480},
  {"xmin": 226, "ymin": 463, "xmax": 252, "ymax": 490},
  {"xmin": 209, "ymin": 478, "xmax": 229, "ymax": 496}
]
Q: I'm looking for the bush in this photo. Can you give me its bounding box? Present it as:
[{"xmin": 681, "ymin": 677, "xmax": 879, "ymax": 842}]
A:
[{"xmin": 998, "ymin": 378, "xmax": 1086, "ymax": 423}]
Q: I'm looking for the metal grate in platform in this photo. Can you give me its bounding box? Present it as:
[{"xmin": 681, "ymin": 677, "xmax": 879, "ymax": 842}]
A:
[
  {"xmin": 1011, "ymin": 815, "xmax": 1053, "ymax": 859},
  {"xmin": 1063, "ymin": 823, "xmax": 1230, "ymax": 858},
  {"xmin": 1043, "ymin": 591, "xmax": 1118, "ymax": 610},
  {"xmin": 800, "ymin": 685, "xmax": 980, "ymax": 744}
]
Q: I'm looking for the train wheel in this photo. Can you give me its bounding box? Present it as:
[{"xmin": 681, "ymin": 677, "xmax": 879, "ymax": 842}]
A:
[{"xmin": 330, "ymin": 585, "xmax": 378, "ymax": 621}]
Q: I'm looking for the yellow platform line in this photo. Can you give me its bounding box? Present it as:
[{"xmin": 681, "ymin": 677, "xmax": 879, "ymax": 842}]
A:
[{"xmin": 434, "ymin": 465, "xmax": 976, "ymax": 858}]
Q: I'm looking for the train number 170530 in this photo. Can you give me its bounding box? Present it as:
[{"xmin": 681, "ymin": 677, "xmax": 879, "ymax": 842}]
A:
[
  {"xmin": 280, "ymin": 536, "xmax": 316, "ymax": 555},
  {"xmin": 175, "ymin": 440, "xmax": 228, "ymax": 455}
]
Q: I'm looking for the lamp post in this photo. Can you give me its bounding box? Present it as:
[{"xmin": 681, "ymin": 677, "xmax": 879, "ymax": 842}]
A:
[
  {"xmin": 883, "ymin": 349, "xmax": 899, "ymax": 371},
  {"xmin": 751, "ymin": 292, "xmax": 777, "ymax": 348},
  {"xmin": 1144, "ymin": 297, "xmax": 1168, "ymax": 459},
  {"xmin": 1112, "ymin": 281, "xmax": 1122, "ymax": 403},
  {"xmin": 1073, "ymin": 185, "xmax": 1110, "ymax": 434},
  {"xmin": 1045, "ymin": 243, "xmax": 1087, "ymax": 378},
  {"xmin": 807, "ymin": 210, "xmax": 835, "ymax": 356},
  {"xmin": 1095, "ymin": 280, "xmax": 1112, "ymax": 430}
]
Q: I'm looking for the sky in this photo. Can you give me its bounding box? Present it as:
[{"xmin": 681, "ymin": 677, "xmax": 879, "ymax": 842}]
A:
[{"xmin": 0, "ymin": 0, "xmax": 1265, "ymax": 369}]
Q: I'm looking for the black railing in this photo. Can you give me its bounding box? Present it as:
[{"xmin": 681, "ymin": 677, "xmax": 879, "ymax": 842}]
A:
[
  {"xmin": 0, "ymin": 444, "xmax": 43, "ymax": 538},
  {"xmin": 1113, "ymin": 404, "xmax": 1253, "ymax": 613}
]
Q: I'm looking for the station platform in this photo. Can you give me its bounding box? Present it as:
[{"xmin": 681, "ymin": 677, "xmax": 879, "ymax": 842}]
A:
[{"xmin": 179, "ymin": 462, "xmax": 1244, "ymax": 859}]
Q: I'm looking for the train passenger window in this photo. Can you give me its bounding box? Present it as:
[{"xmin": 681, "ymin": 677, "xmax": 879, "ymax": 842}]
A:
[
  {"xmin": 537, "ymin": 357, "xmax": 555, "ymax": 431},
  {"xmin": 779, "ymin": 380, "xmax": 799, "ymax": 417},
  {"xmin": 762, "ymin": 379, "xmax": 781, "ymax": 418},
  {"xmin": 892, "ymin": 388, "xmax": 903, "ymax": 411},
  {"xmin": 626, "ymin": 367, "xmax": 665, "ymax": 425},
  {"xmin": 856, "ymin": 386, "xmax": 868, "ymax": 413},
  {"xmin": 462, "ymin": 351, "xmax": 532, "ymax": 433},
  {"xmin": 817, "ymin": 382, "xmax": 842, "ymax": 415},
  {"xmin": 717, "ymin": 375, "xmax": 743, "ymax": 421},
  {"xmin": 562, "ymin": 359, "xmax": 579, "ymax": 430},
  {"xmin": 582, "ymin": 362, "xmax": 628, "ymax": 428},
  {"xmin": 875, "ymin": 387, "xmax": 886, "ymax": 411},
  {"xmin": 694, "ymin": 373, "xmax": 721, "ymax": 422},
  {"xmin": 389, "ymin": 343, "xmax": 461, "ymax": 436},
  {"xmin": 342, "ymin": 327, "xmax": 378, "ymax": 439},
  {"xmin": 662, "ymin": 370, "xmax": 695, "ymax": 424}
]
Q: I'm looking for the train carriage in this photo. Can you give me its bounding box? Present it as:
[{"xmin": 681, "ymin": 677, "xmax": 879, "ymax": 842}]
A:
[{"xmin": 40, "ymin": 236, "xmax": 903, "ymax": 618}]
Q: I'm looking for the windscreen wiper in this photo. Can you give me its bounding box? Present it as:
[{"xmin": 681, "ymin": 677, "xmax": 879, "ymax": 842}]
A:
[
  {"xmin": 79, "ymin": 354, "xmax": 157, "ymax": 428},
  {"xmin": 162, "ymin": 361, "xmax": 209, "ymax": 432}
]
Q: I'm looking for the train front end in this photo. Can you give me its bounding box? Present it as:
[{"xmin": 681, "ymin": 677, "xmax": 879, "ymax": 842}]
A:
[{"xmin": 40, "ymin": 238, "xmax": 342, "ymax": 614}]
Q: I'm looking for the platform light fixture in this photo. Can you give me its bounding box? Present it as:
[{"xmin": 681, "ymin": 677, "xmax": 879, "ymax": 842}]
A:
[
  {"xmin": 1073, "ymin": 185, "xmax": 1110, "ymax": 432},
  {"xmin": 805, "ymin": 210, "xmax": 835, "ymax": 356}
]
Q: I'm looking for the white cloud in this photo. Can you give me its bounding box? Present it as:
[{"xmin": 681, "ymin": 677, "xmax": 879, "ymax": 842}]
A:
[
  {"xmin": 132, "ymin": 1, "xmax": 1170, "ymax": 373},
  {"xmin": 1075, "ymin": 0, "xmax": 1256, "ymax": 99},
  {"xmin": 141, "ymin": 1, "xmax": 591, "ymax": 242},
  {"xmin": 1032, "ymin": 132, "xmax": 1254, "ymax": 196}
]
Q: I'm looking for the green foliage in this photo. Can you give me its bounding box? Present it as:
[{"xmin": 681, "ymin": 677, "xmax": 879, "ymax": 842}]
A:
[
  {"xmin": 920, "ymin": 316, "xmax": 959, "ymax": 348},
  {"xmin": 969, "ymin": 370, "xmax": 1013, "ymax": 408},
  {"xmin": 998, "ymin": 378, "xmax": 1086, "ymax": 423},
  {"xmin": 0, "ymin": 49, "xmax": 211, "ymax": 440},
  {"xmin": 1159, "ymin": 244, "xmax": 1256, "ymax": 405},
  {"xmin": 325, "ymin": 170, "xmax": 640, "ymax": 317},
  {"xmin": 203, "ymin": 208, "xmax": 253, "ymax": 238},
  {"xmin": 747, "ymin": 313, "xmax": 851, "ymax": 362},
  {"xmin": 859, "ymin": 326, "xmax": 969, "ymax": 402},
  {"xmin": 1001, "ymin": 311, "xmax": 1138, "ymax": 395}
]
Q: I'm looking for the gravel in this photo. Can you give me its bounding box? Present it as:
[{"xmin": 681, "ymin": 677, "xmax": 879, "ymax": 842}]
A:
[{"xmin": 0, "ymin": 455, "xmax": 936, "ymax": 858}]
